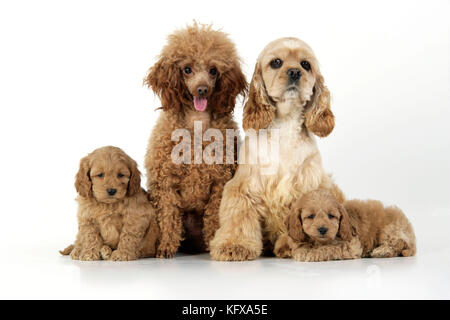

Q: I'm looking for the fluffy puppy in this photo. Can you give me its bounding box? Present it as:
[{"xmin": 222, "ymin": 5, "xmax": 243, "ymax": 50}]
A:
[
  {"xmin": 144, "ymin": 23, "xmax": 247, "ymax": 258},
  {"xmin": 60, "ymin": 146, "xmax": 159, "ymax": 261},
  {"xmin": 210, "ymin": 37, "xmax": 342, "ymax": 261},
  {"xmin": 275, "ymin": 189, "xmax": 416, "ymax": 262}
]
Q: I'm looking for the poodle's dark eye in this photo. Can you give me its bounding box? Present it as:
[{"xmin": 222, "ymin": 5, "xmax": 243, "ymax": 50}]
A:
[
  {"xmin": 270, "ymin": 58, "xmax": 283, "ymax": 69},
  {"xmin": 97, "ymin": 173, "xmax": 104, "ymax": 178},
  {"xmin": 184, "ymin": 67, "xmax": 192, "ymax": 75},
  {"xmin": 328, "ymin": 214, "xmax": 336, "ymax": 219},
  {"xmin": 300, "ymin": 61, "xmax": 311, "ymax": 71},
  {"xmin": 307, "ymin": 214, "xmax": 315, "ymax": 219},
  {"xmin": 209, "ymin": 67, "xmax": 218, "ymax": 76},
  {"xmin": 117, "ymin": 173, "xmax": 124, "ymax": 178}
]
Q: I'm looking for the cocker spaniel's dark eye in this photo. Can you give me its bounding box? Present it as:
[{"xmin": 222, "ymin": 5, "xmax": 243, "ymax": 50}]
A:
[
  {"xmin": 117, "ymin": 173, "xmax": 124, "ymax": 178},
  {"xmin": 300, "ymin": 61, "xmax": 311, "ymax": 71},
  {"xmin": 184, "ymin": 67, "xmax": 192, "ymax": 74},
  {"xmin": 270, "ymin": 58, "xmax": 283, "ymax": 69},
  {"xmin": 328, "ymin": 214, "xmax": 336, "ymax": 219},
  {"xmin": 209, "ymin": 67, "xmax": 218, "ymax": 76},
  {"xmin": 307, "ymin": 214, "xmax": 315, "ymax": 219},
  {"xmin": 97, "ymin": 173, "xmax": 104, "ymax": 178}
]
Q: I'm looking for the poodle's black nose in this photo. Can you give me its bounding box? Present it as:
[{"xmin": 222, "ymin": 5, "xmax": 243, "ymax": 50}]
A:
[
  {"xmin": 197, "ymin": 86, "xmax": 208, "ymax": 96},
  {"xmin": 287, "ymin": 68, "xmax": 301, "ymax": 82},
  {"xmin": 107, "ymin": 188, "xmax": 117, "ymax": 196},
  {"xmin": 318, "ymin": 227, "xmax": 328, "ymax": 235}
]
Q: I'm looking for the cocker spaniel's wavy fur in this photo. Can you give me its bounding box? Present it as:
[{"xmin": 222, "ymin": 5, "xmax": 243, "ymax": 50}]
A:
[
  {"xmin": 210, "ymin": 37, "xmax": 342, "ymax": 261},
  {"xmin": 60, "ymin": 146, "xmax": 159, "ymax": 261},
  {"xmin": 275, "ymin": 189, "xmax": 416, "ymax": 261},
  {"xmin": 144, "ymin": 23, "xmax": 247, "ymax": 258}
]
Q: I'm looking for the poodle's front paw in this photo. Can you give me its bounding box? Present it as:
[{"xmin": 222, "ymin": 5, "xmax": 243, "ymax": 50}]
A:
[
  {"xmin": 79, "ymin": 249, "xmax": 101, "ymax": 261},
  {"xmin": 69, "ymin": 247, "xmax": 81, "ymax": 260},
  {"xmin": 156, "ymin": 244, "xmax": 177, "ymax": 259},
  {"xmin": 274, "ymin": 234, "xmax": 293, "ymax": 258},
  {"xmin": 210, "ymin": 243, "xmax": 259, "ymax": 261},
  {"xmin": 292, "ymin": 247, "xmax": 309, "ymax": 262},
  {"xmin": 100, "ymin": 245, "xmax": 112, "ymax": 260},
  {"xmin": 110, "ymin": 249, "xmax": 137, "ymax": 261}
]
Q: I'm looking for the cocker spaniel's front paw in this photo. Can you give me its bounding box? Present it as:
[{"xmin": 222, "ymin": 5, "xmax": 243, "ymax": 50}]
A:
[
  {"xmin": 292, "ymin": 247, "xmax": 309, "ymax": 262},
  {"xmin": 109, "ymin": 249, "xmax": 137, "ymax": 261},
  {"xmin": 156, "ymin": 244, "xmax": 177, "ymax": 259},
  {"xmin": 79, "ymin": 249, "xmax": 101, "ymax": 261},
  {"xmin": 69, "ymin": 247, "xmax": 81, "ymax": 260},
  {"xmin": 210, "ymin": 243, "xmax": 259, "ymax": 261}
]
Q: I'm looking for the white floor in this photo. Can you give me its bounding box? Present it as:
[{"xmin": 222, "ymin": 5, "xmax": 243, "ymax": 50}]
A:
[{"xmin": 1, "ymin": 231, "xmax": 449, "ymax": 300}]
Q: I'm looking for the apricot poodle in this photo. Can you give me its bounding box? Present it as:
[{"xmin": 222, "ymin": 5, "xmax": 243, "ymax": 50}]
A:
[
  {"xmin": 275, "ymin": 189, "xmax": 416, "ymax": 262},
  {"xmin": 144, "ymin": 23, "xmax": 247, "ymax": 258},
  {"xmin": 210, "ymin": 37, "xmax": 342, "ymax": 261},
  {"xmin": 60, "ymin": 146, "xmax": 159, "ymax": 261}
]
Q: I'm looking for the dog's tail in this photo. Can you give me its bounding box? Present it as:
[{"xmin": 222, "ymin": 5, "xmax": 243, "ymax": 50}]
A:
[{"xmin": 59, "ymin": 244, "xmax": 74, "ymax": 256}]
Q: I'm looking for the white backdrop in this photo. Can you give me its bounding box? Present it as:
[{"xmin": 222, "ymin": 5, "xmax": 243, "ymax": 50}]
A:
[{"xmin": 0, "ymin": 0, "xmax": 449, "ymax": 299}]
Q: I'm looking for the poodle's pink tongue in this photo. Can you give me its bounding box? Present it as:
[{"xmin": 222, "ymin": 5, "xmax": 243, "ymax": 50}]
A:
[{"xmin": 193, "ymin": 97, "xmax": 207, "ymax": 112}]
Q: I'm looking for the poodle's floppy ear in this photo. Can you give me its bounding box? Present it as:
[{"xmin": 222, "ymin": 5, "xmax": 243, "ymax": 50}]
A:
[
  {"xmin": 144, "ymin": 57, "xmax": 190, "ymax": 113},
  {"xmin": 304, "ymin": 74, "xmax": 335, "ymax": 137},
  {"xmin": 243, "ymin": 63, "xmax": 276, "ymax": 131},
  {"xmin": 126, "ymin": 157, "xmax": 141, "ymax": 197},
  {"xmin": 285, "ymin": 201, "xmax": 306, "ymax": 242},
  {"xmin": 75, "ymin": 156, "xmax": 92, "ymax": 198},
  {"xmin": 211, "ymin": 62, "xmax": 248, "ymax": 114},
  {"xmin": 337, "ymin": 203, "xmax": 353, "ymax": 241}
]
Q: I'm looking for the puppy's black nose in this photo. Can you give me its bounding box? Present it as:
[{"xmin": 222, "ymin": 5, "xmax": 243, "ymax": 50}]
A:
[
  {"xmin": 287, "ymin": 68, "xmax": 301, "ymax": 82},
  {"xmin": 197, "ymin": 86, "xmax": 208, "ymax": 96},
  {"xmin": 107, "ymin": 188, "xmax": 117, "ymax": 196},
  {"xmin": 318, "ymin": 227, "xmax": 328, "ymax": 235}
]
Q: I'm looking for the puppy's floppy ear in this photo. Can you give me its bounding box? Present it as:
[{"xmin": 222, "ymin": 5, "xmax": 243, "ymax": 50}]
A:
[
  {"xmin": 75, "ymin": 156, "xmax": 92, "ymax": 198},
  {"xmin": 211, "ymin": 62, "xmax": 248, "ymax": 114},
  {"xmin": 243, "ymin": 62, "xmax": 276, "ymax": 131},
  {"xmin": 304, "ymin": 74, "xmax": 335, "ymax": 137},
  {"xmin": 144, "ymin": 56, "xmax": 190, "ymax": 113},
  {"xmin": 126, "ymin": 157, "xmax": 141, "ymax": 197},
  {"xmin": 285, "ymin": 201, "xmax": 306, "ymax": 242},
  {"xmin": 337, "ymin": 203, "xmax": 353, "ymax": 241}
]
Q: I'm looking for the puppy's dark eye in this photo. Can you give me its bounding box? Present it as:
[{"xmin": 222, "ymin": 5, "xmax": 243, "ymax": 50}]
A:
[
  {"xmin": 270, "ymin": 58, "xmax": 283, "ymax": 69},
  {"xmin": 300, "ymin": 61, "xmax": 311, "ymax": 71},
  {"xmin": 328, "ymin": 214, "xmax": 336, "ymax": 219},
  {"xmin": 307, "ymin": 214, "xmax": 315, "ymax": 219},
  {"xmin": 209, "ymin": 67, "xmax": 218, "ymax": 76},
  {"xmin": 97, "ymin": 173, "xmax": 104, "ymax": 178},
  {"xmin": 184, "ymin": 67, "xmax": 192, "ymax": 74},
  {"xmin": 117, "ymin": 173, "xmax": 124, "ymax": 178}
]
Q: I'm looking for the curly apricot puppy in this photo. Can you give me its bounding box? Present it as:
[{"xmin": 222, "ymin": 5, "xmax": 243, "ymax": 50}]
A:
[
  {"xmin": 60, "ymin": 146, "xmax": 159, "ymax": 261},
  {"xmin": 275, "ymin": 189, "xmax": 416, "ymax": 262},
  {"xmin": 144, "ymin": 23, "xmax": 247, "ymax": 258}
]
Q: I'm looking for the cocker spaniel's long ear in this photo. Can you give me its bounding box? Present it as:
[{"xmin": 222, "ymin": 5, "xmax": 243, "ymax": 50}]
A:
[
  {"xmin": 285, "ymin": 201, "xmax": 306, "ymax": 242},
  {"xmin": 144, "ymin": 57, "xmax": 190, "ymax": 113},
  {"xmin": 243, "ymin": 63, "xmax": 276, "ymax": 131},
  {"xmin": 337, "ymin": 203, "xmax": 353, "ymax": 241},
  {"xmin": 75, "ymin": 156, "xmax": 92, "ymax": 198},
  {"xmin": 211, "ymin": 62, "xmax": 248, "ymax": 114},
  {"xmin": 126, "ymin": 157, "xmax": 141, "ymax": 197},
  {"xmin": 304, "ymin": 74, "xmax": 335, "ymax": 137}
]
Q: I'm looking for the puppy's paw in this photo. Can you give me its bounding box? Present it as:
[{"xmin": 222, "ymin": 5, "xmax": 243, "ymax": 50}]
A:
[
  {"xmin": 156, "ymin": 246, "xmax": 177, "ymax": 259},
  {"xmin": 370, "ymin": 245, "xmax": 395, "ymax": 258},
  {"xmin": 100, "ymin": 245, "xmax": 112, "ymax": 260},
  {"xmin": 79, "ymin": 249, "xmax": 101, "ymax": 261},
  {"xmin": 110, "ymin": 249, "xmax": 137, "ymax": 261},
  {"xmin": 69, "ymin": 247, "xmax": 81, "ymax": 260},
  {"xmin": 273, "ymin": 234, "xmax": 293, "ymax": 258},
  {"xmin": 292, "ymin": 247, "xmax": 309, "ymax": 262},
  {"xmin": 210, "ymin": 243, "xmax": 259, "ymax": 261}
]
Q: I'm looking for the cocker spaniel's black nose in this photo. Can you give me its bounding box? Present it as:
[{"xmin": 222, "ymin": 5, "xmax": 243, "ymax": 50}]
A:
[
  {"xmin": 318, "ymin": 227, "xmax": 328, "ymax": 235},
  {"xmin": 197, "ymin": 86, "xmax": 208, "ymax": 96},
  {"xmin": 287, "ymin": 68, "xmax": 301, "ymax": 82},
  {"xmin": 107, "ymin": 188, "xmax": 117, "ymax": 196}
]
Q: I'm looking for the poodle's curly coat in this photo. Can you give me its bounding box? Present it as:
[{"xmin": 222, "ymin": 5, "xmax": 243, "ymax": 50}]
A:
[
  {"xmin": 275, "ymin": 189, "xmax": 416, "ymax": 262},
  {"xmin": 144, "ymin": 23, "xmax": 247, "ymax": 258},
  {"xmin": 60, "ymin": 146, "xmax": 159, "ymax": 261}
]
